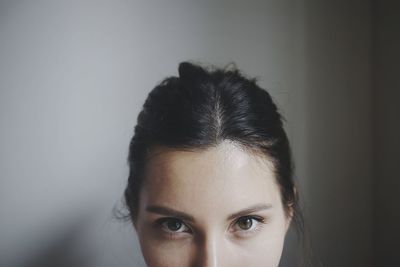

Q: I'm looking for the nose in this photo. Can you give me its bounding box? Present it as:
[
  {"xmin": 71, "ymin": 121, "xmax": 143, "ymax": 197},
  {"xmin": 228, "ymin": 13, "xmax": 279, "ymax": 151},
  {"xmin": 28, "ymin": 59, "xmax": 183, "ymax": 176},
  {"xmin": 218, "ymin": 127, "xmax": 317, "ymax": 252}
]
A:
[{"xmin": 194, "ymin": 233, "xmax": 225, "ymax": 267}]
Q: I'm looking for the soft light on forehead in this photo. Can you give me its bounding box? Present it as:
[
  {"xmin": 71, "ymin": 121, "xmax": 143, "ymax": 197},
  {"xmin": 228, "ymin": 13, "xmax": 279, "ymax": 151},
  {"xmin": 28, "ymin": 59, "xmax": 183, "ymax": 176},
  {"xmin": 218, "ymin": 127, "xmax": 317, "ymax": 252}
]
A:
[
  {"xmin": 145, "ymin": 140, "xmax": 273, "ymax": 177},
  {"xmin": 140, "ymin": 140, "xmax": 281, "ymax": 220}
]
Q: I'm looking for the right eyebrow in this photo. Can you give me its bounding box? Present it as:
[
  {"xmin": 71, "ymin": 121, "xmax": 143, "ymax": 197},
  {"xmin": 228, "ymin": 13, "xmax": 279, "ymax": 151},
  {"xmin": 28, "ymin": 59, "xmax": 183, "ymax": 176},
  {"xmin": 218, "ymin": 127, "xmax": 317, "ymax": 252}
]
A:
[{"xmin": 146, "ymin": 205, "xmax": 195, "ymax": 222}]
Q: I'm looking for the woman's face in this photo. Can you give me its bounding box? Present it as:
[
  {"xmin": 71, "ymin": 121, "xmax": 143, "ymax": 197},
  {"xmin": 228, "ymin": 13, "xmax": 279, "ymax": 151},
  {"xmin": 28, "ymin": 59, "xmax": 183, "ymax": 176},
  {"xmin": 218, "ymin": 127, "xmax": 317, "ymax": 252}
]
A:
[{"xmin": 134, "ymin": 141, "xmax": 292, "ymax": 267}]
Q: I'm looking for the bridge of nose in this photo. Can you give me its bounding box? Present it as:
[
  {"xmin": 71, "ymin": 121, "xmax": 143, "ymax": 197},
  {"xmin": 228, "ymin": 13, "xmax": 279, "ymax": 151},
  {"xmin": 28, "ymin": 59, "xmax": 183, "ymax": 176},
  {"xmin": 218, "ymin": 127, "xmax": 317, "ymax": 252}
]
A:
[{"xmin": 191, "ymin": 229, "xmax": 233, "ymax": 267}]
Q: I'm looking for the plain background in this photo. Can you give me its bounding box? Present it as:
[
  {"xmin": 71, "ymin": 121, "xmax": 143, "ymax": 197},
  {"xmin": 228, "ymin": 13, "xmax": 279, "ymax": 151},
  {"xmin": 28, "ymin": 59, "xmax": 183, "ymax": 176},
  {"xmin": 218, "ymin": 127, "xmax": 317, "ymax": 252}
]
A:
[{"xmin": 0, "ymin": 1, "xmax": 399, "ymax": 266}]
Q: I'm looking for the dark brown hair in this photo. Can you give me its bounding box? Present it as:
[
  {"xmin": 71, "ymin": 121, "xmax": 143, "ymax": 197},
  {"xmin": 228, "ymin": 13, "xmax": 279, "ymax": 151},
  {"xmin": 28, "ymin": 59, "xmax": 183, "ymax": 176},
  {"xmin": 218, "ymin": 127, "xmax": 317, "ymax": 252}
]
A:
[{"xmin": 123, "ymin": 61, "xmax": 310, "ymax": 265}]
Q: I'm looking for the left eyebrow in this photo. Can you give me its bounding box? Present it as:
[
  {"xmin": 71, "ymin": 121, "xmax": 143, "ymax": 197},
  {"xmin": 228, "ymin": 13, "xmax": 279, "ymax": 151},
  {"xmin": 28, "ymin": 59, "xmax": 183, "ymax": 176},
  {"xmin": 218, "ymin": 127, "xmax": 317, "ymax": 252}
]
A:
[{"xmin": 227, "ymin": 203, "xmax": 273, "ymax": 221}]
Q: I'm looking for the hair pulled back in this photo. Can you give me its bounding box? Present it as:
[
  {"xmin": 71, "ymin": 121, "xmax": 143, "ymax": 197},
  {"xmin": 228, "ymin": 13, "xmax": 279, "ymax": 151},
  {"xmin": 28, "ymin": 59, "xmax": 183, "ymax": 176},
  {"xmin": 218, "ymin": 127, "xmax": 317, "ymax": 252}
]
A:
[{"xmin": 124, "ymin": 61, "xmax": 302, "ymax": 234}]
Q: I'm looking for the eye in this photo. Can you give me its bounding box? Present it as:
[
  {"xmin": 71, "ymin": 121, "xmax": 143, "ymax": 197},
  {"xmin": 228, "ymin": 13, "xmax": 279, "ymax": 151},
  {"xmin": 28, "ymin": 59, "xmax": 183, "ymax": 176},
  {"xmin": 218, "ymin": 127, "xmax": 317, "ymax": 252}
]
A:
[
  {"xmin": 156, "ymin": 218, "xmax": 191, "ymax": 234},
  {"xmin": 237, "ymin": 217, "xmax": 254, "ymax": 230},
  {"xmin": 231, "ymin": 216, "xmax": 267, "ymax": 235}
]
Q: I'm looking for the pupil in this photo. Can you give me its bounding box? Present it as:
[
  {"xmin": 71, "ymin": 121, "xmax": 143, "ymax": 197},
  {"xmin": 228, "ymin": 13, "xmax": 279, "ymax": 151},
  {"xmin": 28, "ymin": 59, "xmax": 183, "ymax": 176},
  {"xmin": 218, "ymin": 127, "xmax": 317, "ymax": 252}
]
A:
[
  {"xmin": 239, "ymin": 218, "xmax": 252, "ymax": 230},
  {"xmin": 167, "ymin": 219, "xmax": 181, "ymax": 231}
]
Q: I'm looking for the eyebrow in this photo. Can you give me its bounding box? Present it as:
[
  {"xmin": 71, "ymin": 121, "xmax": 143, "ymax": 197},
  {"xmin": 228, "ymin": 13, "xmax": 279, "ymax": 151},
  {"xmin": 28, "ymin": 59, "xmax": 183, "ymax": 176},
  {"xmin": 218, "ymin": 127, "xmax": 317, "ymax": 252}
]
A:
[
  {"xmin": 146, "ymin": 203, "xmax": 273, "ymax": 222},
  {"xmin": 227, "ymin": 203, "xmax": 273, "ymax": 221}
]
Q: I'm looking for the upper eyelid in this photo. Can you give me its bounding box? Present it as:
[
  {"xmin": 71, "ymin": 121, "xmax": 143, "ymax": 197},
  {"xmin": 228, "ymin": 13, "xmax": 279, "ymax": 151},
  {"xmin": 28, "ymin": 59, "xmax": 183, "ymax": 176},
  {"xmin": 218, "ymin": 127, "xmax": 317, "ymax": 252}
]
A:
[
  {"xmin": 231, "ymin": 215, "xmax": 264, "ymax": 227},
  {"xmin": 232, "ymin": 214, "xmax": 266, "ymax": 224}
]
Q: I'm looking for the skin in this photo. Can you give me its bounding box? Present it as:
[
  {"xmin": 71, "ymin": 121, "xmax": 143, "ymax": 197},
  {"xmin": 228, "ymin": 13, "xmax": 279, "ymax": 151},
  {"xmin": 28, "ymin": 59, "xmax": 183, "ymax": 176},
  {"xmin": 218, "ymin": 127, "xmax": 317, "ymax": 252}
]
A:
[{"xmin": 134, "ymin": 140, "xmax": 293, "ymax": 267}]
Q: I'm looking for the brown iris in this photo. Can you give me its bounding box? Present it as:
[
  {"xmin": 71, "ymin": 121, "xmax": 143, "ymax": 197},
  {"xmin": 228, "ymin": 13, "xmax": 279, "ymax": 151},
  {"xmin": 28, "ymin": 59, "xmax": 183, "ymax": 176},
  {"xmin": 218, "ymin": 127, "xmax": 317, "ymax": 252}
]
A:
[
  {"xmin": 166, "ymin": 219, "xmax": 183, "ymax": 231},
  {"xmin": 237, "ymin": 217, "xmax": 253, "ymax": 230}
]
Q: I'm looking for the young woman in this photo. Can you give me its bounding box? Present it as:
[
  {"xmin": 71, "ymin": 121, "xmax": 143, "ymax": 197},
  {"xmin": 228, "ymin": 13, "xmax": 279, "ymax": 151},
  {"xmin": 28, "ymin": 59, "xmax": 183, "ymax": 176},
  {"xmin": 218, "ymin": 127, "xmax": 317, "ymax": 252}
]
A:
[{"xmin": 123, "ymin": 61, "xmax": 304, "ymax": 267}]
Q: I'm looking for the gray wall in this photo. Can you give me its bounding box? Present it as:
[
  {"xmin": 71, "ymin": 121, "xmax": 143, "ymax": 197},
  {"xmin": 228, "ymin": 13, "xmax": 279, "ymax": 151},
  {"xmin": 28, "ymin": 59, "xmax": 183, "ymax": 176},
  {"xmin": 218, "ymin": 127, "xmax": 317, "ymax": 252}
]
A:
[
  {"xmin": 300, "ymin": 1, "xmax": 374, "ymax": 266},
  {"xmin": 373, "ymin": 1, "xmax": 400, "ymax": 266},
  {"xmin": 0, "ymin": 1, "xmax": 393, "ymax": 266}
]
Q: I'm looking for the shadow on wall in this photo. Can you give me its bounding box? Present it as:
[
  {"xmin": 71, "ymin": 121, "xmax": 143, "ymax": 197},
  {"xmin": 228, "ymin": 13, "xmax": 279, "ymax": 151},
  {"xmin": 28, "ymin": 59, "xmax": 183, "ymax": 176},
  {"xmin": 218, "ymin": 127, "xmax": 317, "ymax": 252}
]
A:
[{"xmin": 18, "ymin": 215, "xmax": 96, "ymax": 267}]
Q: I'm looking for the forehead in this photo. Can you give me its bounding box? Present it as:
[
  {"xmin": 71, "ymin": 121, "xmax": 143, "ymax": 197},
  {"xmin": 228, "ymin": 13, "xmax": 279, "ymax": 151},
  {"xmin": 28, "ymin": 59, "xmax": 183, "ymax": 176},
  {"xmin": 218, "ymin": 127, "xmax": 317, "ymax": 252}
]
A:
[{"xmin": 141, "ymin": 141, "xmax": 282, "ymax": 217}]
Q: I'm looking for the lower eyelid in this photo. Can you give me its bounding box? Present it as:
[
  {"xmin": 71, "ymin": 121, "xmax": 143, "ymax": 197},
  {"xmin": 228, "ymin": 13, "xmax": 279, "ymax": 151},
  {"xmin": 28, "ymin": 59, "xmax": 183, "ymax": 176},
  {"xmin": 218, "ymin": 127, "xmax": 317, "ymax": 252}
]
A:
[
  {"xmin": 162, "ymin": 231, "xmax": 186, "ymax": 239},
  {"xmin": 246, "ymin": 222, "xmax": 264, "ymax": 233},
  {"xmin": 234, "ymin": 222, "xmax": 265, "ymax": 238}
]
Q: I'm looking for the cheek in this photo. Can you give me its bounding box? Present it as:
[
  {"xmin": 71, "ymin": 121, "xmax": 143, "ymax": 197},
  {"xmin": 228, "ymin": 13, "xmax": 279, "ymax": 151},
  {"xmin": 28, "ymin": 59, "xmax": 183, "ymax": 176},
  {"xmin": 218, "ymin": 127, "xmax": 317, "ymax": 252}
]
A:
[
  {"xmin": 248, "ymin": 232, "xmax": 285, "ymax": 267},
  {"xmin": 136, "ymin": 222, "xmax": 286, "ymax": 267},
  {"xmin": 136, "ymin": 228, "xmax": 193, "ymax": 267},
  {"xmin": 233, "ymin": 223, "xmax": 286, "ymax": 267}
]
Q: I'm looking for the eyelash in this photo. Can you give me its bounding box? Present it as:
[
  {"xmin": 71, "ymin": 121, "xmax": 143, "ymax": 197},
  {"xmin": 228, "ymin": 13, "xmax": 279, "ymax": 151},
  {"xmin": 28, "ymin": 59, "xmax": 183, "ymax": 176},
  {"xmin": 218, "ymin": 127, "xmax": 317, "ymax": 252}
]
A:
[{"xmin": 154, "ymin": 216, "xmax": 267, "ymax": 239}]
